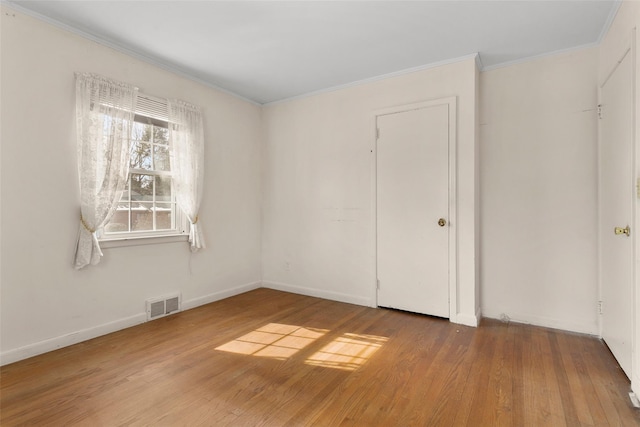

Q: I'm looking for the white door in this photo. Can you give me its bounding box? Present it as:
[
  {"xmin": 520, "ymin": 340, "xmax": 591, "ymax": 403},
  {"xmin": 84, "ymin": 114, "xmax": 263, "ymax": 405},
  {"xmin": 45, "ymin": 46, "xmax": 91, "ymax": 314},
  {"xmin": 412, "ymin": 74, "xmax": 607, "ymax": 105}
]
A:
[
  {"xmin": 376, "ymin": 103, "xmax": 450, "ymax": 317},
  {"xmin": 600, "ymin": 48, "xmax": 634, "ymax": 379}
]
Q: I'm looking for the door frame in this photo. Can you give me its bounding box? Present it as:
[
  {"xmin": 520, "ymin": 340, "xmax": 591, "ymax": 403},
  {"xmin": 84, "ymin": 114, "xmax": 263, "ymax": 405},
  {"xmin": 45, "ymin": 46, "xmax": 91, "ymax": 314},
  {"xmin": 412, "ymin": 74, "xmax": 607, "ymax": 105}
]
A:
[
  {"xmin": 597, "ymin": 30, "xmax": 637, "ymax": 389},
  {"xmin": 632, "ymin": 25, "xmax": 640, "ymax": 404},
  {"xmin": 372, "ymin": 96, "xmax": 458, "ymax": 321}
]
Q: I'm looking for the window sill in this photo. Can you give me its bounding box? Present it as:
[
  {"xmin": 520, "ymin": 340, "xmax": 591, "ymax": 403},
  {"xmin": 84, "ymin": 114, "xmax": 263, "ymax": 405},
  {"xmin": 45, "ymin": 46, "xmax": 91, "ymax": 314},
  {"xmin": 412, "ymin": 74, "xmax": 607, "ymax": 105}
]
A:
[{"xmin": 100, "ymin": 234, "xmax": 189, "ymax": 249}]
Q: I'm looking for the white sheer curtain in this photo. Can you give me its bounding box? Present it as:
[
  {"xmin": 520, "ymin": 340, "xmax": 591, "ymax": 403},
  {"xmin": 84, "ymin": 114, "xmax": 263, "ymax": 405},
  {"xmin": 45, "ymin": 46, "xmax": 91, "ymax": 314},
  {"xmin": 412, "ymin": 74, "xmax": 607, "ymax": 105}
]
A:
[
  {"xmin": 73, "ymin": 73, "xmax": 138, "ymax": 269},
  {"xmin": 168, "ymin": 100, "xmax": 206, "ymax": 251}
]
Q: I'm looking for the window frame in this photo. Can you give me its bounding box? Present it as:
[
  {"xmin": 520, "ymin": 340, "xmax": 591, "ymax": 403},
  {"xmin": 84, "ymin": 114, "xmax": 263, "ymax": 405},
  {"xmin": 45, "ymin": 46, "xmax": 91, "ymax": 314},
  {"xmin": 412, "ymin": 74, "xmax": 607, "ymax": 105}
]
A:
[{"xmin": 97, "ymin": 94, "xmax": 189, "ymax": 246}]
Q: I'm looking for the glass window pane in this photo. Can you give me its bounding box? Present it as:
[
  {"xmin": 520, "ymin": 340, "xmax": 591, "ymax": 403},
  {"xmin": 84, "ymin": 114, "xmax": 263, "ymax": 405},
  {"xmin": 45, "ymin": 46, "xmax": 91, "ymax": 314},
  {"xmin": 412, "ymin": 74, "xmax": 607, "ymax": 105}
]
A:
[
  {"xmin": 154, "ymin": 145, "xmax": 171, "ymax": 171},
  {"xmin": 102, "ymin": 116, "xmax": 178, "ymax": 239},
  {"xmin": 130, "ymin": 174, "xmax": 153, "ymax": 201},
  {"xmin": 105, "ymin": 204, "xmax": 130, "ymax": 232},
  {"xmin": 155, "ymin": 175, "xmax": 172, "ymax": 201},
  {"xmin": 153, "ymin": 126, "xmax": 169, "ymax": 144},
  {"xmin": 132, "ymin": 122, "xmax": 152, "ymax": 142},
  {"xmin": 119, "ymin": 187, "xmax": 130, "ymax": 202},
  {"xmin": 132, "ymin": 203, "xmax": 153, "ymax": 231},
  {"xmin": 130, "ymin": 141, "xmax": 152, "ymax": 170},
  {"xmin": 155, "ymin": 203, "xmax": 173, "ymax": 230}
]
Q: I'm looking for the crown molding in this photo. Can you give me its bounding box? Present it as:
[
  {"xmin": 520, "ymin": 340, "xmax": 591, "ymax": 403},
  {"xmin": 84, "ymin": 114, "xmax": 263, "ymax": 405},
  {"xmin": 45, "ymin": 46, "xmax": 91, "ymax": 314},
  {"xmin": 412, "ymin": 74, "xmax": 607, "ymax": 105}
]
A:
[
  {"xmin": 265, "ymin": 53, "xmax": 480, "ymax": 106},
  {"xmin": 597, "ymin": 0, "xmax": 622, "ymax": 44},
  {"xmin": 481, "ymin": 42, "xmax": 599, "ymax": 73},
  {"xmin": 1, "ymin": 1, "xmax": 261, "ymax": 106}
]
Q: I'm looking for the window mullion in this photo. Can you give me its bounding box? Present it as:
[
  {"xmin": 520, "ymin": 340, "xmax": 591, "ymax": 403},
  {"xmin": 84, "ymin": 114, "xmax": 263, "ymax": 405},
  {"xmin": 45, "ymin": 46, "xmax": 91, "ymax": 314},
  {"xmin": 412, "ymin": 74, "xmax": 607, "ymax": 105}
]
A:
[
  {"xmin": 101, "ymin": 108, "xmax": 183, "ymax": 240},
  {"xmin": 129, "ymin": 167, "xmax": 171, "ymax": 176},
  {"xmin": 150, "ymin": 126, "xmax": 155, "ymax": 171},
  {"xmin": 127, "ymin": 174, "xmax": 132, "ymax": 232},
  {"xmin": 172, "ymin": 179, "xmax": 176, "ymax": 230},
  {"xmin": 152, "ymin": 175, "xmax": 157, "ymax": 231}
]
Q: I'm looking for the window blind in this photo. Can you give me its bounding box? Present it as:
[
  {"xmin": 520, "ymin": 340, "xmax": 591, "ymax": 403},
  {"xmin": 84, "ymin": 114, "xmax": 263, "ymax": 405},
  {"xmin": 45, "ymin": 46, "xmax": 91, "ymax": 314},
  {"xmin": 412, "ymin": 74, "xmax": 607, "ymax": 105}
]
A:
[{"xmin": 136, "ymin": 94, "xmax": 169, "ymax": 123}]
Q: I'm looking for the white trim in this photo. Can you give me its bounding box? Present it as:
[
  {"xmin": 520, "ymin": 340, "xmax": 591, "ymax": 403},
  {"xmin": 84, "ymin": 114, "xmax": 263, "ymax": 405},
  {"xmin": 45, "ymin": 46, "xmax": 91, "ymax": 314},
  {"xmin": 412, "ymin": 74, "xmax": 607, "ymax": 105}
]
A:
[
  {"xmin": 1, "ymin": 1, "xmax": 260, "ymax": 106},
  {"xmin": 0, "ymin": 313, "xmax": 147, "ymax": 366},
  {"xmin": 596, "ymin": 46, "xmax": 632, "ymax": 339},
  {"xmin": 182, "ymin": 281, "xmax": 261, "ymax": 311},
  {"xmin": 597, "ymin": 71, "xmax": 605, "ymax": 340},
  {"xmin": 265, "ymin": 54, "xmax": 478, "ymax": 106},
  {"xmin": 261, "ymin": 281, "xmax": 374, "ymax": 308},
  {"xmin": 372, "ymin": 96, "xmax": 459, "ymax": 323},
  {"xmin": 0, "ymin": 281, "xmax": 262, "ymax": 366},
  {"xmin": 455, "ymin": 308, "xmax": 480, "ymax": 328},
  {"xmin": 481, "ymin": 42, "xmax": 600, "ymax": 72},
  {"xmin": 480, "ymin": 1, "xmax": 621, "ymax": 72},
  {"xmin": 372, "ymin": 96, "xmax": 458, "ymax": 127},
  {"xmin": 448, "ymin": 98, "xmax": 459, "ymax": 324},
  {"xmin": 482, "ymin": 311, "xmax": 599, "ymax": 337},
  {"xmin": 629, "ymin": 392, "xmax": 640, "ymax": 409},
  {"xmin": 2, "ymin": 0, "xmax": 621, "ymax": 105},
  {"xmin": 597, "ymin": 0, "xmax": 623, "ymax": 45},
  {"xmin": 370, "ymin": 113, "xmax": 379, "ymax": 309},
  {"xmin": 474, "ymin": 53, "xmax": 484, "ymax": 72},
  {"xmin": 630, "ymin": 26, "xmax": 639, "ymax": 398},
  {"xmin": 100, "ymin": 234, "xmax": 189, "ymax": 249},
  {"xmin": 598, "ymin": 30, "xmax": 637, "ymax": 386},
  {"xmin": 601, "ymin": 47, "xmax": 632, "ymax": 89}
]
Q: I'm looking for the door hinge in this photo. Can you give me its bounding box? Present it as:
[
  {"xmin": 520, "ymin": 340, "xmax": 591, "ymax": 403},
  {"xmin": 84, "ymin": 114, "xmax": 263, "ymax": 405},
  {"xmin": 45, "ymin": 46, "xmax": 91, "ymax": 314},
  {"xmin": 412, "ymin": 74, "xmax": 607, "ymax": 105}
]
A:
[
  {"xmin": 598, "ymin": 300, "xmax": 603, "ymax": 315},
  {"xmin": 597, "ymin": 104, "xmax": 603, "ymax": 119},
  {"xmin": 376, "ymin": 128, "xmax": 380, "ymax": 140},
  {"xmin": 377, "ymin": 279, "xmax": 380, "ymax": 290}
]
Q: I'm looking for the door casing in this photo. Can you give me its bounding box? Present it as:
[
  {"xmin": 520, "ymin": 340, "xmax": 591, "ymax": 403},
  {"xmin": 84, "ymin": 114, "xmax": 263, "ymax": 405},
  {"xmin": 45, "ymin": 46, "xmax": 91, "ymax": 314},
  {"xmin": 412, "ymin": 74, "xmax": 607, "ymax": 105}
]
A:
[
  {"xmin": 372, "ymin": 97, "xmax": 458, "ymax": 321},
  {"xmin": 598, "ymin": 36, "xmax": 636, "ymax": 382}
]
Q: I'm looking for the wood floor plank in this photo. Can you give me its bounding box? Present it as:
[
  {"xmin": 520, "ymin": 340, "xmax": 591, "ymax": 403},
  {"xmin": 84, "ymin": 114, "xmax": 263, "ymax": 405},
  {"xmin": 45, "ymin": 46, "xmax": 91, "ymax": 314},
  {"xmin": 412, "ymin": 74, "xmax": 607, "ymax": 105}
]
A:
[
  {"xmin": 570, "ymin": 333, "xmax": 610, "ymax": 425},
  {"xmin": 1, "ymin": 289, "xmax": 638, "ymax": 426},
  {"xmin": 349, "ymin": 318, "xmax": 460, "ymax": 426},
  {"xmin": 475, "ymin": 322, "xmax": 514, "ymax": 426},
  {"xmin": 536, "ymin": 329, "xmax": 568, "ymax": 426},
  {"xmin": 584, "ymin": 339, "xmax": 633, "ymax": 426},
  {"xmin": 556, "ymin": 328, "xmax": 599, "ymax": 425},
  {"xmin": 406, "ymin": 324, "xmax": 476, "ymax": 426}
]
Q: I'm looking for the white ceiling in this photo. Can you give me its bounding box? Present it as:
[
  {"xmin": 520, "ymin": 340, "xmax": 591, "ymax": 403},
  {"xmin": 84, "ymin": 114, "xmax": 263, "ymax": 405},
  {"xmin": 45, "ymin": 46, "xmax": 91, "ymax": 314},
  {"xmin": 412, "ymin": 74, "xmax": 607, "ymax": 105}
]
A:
[{"xmin": 9, "ymin": 1, "xmax": 619, "ymax": 104}]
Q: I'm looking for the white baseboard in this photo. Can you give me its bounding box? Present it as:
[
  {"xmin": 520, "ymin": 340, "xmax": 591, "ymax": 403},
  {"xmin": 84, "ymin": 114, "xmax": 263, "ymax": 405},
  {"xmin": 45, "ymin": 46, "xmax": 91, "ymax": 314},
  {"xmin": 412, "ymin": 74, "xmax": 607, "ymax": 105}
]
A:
[
  {"xmin": 262, "ymin": 281, "xmax": 480, "ymax": 327},
  {"xmin": 454, "ymin": 308, "xmax": 481, "ymax": 327},
  {"xmin": 0, "ymin": 280, "xmax": 262, "ymax": 366},
  {"xmin": 633, "ymin": 373, "xmax": 640, "ymax": 399},
  {"xmin": 262, "ymin": 280, "xmax": 373, "ymax": 307},
  {"xmin": 481, "ymin": 309, "xmax": 599, "ymax": 336},
  {"xmin": 0, "ymin": 313, "xmax": 147, "ymax": 366},
  {"xmin": 629, "ymin": 392, "xmax": 640, "ymax": 408},
  {"xmin": 182, "ymin": 281, "xmax": 261, "ymax": 311}
]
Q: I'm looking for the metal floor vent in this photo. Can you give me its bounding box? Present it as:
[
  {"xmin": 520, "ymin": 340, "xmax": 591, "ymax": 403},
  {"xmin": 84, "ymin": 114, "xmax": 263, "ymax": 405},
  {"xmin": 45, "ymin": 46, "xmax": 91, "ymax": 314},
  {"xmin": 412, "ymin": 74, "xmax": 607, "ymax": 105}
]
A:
[{"xmin": 146, "ymin": 293, "xmax": 181, "ymax": 321}]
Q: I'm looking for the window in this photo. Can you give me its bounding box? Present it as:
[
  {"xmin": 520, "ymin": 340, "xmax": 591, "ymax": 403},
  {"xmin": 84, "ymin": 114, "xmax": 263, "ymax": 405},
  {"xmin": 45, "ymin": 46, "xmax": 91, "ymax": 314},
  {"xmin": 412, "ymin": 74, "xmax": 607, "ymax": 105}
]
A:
[
  {"xmin": 75, "ymin": 74, "xmax": 204, "ymax": 268},
  {"xmin": 98, "ymin": 96, "xmax": 187, "ymax": 241}
]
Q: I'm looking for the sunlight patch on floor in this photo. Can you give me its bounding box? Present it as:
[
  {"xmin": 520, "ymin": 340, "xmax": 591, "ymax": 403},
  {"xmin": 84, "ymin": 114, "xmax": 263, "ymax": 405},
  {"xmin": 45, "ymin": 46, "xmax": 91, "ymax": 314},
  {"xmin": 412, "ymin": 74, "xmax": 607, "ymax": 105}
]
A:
[
  {"xmin": 215, "ymin": 323, "xmax": 328, "ymax": 360},
  {"xmin": 305, "ymin": 333, "xmax": 388, "ymax": 371}
]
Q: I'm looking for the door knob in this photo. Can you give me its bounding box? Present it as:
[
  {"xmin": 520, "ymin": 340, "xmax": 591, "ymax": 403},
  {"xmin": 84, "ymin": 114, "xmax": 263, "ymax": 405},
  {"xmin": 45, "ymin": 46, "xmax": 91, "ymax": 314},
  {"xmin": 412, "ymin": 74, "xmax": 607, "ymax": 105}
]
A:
[
  {"xmin": 438, "ymin": 218, "xmax": 447, "ymax": 227},
  {"xmin": 614, "ymin": 225, "xmax": 631, "ymax": 236}
]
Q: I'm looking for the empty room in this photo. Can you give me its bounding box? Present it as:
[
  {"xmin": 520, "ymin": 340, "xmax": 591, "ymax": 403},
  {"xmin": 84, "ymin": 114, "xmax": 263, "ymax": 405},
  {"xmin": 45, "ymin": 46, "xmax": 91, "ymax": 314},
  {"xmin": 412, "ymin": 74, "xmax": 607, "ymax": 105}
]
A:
[{"xmin": 1, "ymin": 1, "xmax": 639, "ymax": 425}]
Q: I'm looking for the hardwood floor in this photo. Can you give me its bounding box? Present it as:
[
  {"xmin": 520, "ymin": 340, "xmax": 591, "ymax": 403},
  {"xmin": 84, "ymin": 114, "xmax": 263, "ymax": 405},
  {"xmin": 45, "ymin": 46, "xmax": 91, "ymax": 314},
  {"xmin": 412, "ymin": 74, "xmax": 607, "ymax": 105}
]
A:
[{"xmin": 1, "ymin": 288, "xmax": 638, "ymax": 426}]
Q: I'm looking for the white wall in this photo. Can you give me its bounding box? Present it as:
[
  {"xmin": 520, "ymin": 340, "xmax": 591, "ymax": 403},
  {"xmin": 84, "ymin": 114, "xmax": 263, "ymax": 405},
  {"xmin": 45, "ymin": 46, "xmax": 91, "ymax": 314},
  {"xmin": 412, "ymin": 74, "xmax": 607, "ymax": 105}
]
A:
[
  {"xmin": 480, "ymin": 47, "xmax": 599, "ymax": 334},
  {"xmin": 262, "ymin": 58, "xmax": 480, "ymax": 325},
  {"xmin": 1, "ymin": 1, "xmax": 628, "ymax": 367},
  {"xmin": 597, "ymin": 0, "xmax": 640, "ymax": 397},
  {"xmin": 0, "ymin": 6, "xmax": 263, "ymax": 364}
]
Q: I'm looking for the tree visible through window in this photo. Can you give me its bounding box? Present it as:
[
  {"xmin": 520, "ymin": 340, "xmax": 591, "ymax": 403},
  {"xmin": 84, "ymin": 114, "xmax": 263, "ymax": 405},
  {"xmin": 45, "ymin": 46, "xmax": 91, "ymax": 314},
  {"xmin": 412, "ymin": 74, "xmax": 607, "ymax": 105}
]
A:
[
  {"xmin": 75, "ymin": 75, "xmax": 203, "ymax": 266},
  {"xmin": 102, "ymin": 114, "xmax": 185, "ymax": 237}
]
